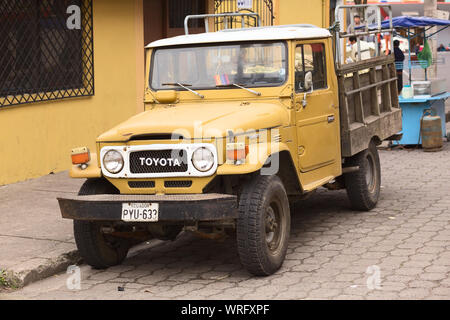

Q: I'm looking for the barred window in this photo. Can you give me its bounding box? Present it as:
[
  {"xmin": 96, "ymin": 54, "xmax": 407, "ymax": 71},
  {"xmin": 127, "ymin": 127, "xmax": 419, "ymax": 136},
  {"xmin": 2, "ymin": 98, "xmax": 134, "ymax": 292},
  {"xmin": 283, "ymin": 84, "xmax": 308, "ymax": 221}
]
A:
[{"xmin": 0, "ymin": 0, "xmax": 94, "ymax": 108}]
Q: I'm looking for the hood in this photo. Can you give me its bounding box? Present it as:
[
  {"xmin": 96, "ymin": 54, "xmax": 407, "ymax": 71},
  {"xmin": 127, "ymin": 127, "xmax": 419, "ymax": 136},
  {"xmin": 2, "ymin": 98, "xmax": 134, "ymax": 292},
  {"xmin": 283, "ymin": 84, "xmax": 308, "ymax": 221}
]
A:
[{"xmin": 97, "ymin": 101, "xmax": 290, "ymax": 142}]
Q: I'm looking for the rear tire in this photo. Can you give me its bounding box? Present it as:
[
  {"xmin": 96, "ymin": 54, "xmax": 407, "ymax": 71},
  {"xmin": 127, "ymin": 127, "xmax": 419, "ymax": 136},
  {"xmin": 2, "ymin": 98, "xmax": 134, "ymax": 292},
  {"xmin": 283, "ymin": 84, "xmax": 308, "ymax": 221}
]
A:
[
  {"xmin": 344, "ymin": 141, "xmax": 381, "ymax": 211},
  {"xmin": 74, "ymin": 179, "xmax": 130, "ymax": 269},
  {"xmin": 237, "ymin": 175, "xmax": 290, "ymax": 276}
]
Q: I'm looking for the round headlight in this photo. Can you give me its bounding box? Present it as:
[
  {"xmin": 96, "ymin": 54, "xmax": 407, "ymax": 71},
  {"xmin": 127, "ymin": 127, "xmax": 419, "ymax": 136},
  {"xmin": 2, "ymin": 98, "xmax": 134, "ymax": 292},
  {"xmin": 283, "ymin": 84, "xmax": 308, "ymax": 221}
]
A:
[
  {"xmin": 192, "ymin": 147, "xmax": 214, "ymax": 172},
  {"xmin": 103, "ymin": 150, "xmax": 124, "ymax": 174}
]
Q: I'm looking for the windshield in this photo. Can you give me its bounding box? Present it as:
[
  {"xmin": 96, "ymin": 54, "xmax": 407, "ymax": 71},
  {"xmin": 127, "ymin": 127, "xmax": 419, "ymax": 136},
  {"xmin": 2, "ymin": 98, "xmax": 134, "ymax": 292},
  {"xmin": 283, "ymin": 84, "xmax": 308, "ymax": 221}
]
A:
[{"xmin": 150, "ymin": 41, "xmax": 287, "ymax": 91}]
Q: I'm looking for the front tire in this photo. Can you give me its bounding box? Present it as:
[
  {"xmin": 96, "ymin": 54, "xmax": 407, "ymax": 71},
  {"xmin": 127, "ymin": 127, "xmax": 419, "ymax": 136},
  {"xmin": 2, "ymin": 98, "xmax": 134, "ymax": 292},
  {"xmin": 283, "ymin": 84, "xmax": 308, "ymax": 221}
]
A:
[
  {"xmin": 237, "ymin": 175, "xmax": 291, "ymax": 276},
  {"xmin": 74, "ymin": 179, "xmax": 130, "ymax": 269},
  {"xmin": 74, "ymin": 220, "xmax": 130, "ymax": 269},
  {"xmin": 344, "ymin": 141, "xmax": 381, "ymax": 211}
]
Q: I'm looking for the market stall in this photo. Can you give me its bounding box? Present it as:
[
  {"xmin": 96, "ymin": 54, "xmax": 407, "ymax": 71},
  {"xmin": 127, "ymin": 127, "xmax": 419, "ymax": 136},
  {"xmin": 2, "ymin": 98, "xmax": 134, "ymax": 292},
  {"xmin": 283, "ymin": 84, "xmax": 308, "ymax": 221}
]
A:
[
  {"xmin": 397, "ymin": 93, "xmax": 449, "ymax": 145},
  {"xmin": 371, "ymin": 16, "xmax": 450, "ymax": 146}
]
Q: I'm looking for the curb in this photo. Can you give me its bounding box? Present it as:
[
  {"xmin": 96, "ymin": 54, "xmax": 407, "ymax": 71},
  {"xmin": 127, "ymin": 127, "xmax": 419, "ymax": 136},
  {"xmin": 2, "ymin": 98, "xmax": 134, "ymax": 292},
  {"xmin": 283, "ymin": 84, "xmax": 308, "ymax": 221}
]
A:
[{"xmin": 2, "ymin": 250, "xmax": 81, "ymax": 289}]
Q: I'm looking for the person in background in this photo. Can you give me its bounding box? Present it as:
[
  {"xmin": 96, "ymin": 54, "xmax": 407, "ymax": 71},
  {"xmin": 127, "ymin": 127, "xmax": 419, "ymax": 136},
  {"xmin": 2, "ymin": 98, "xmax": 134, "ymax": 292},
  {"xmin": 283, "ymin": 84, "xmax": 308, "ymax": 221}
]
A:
[
  {"xmin": 347, "ymin": 14, "xmax": 362, "ymax": 35},
  {"xmin": 413, "ymin": 43, "xmax": 420, "ymax": 55},
  {"xmin": 394, "ymin": 40, "xmax": 405, "ymax": 94},
  {"xmin": 437, "ymin": 44, "xmax": 446, "ymax": 52},
  {"xmin": 347, "ymin": 36, "xmax": 375, "ymax": 63},
  {"xmin": 347, "ymin": 14, "xmax": 375, "ymax": 43}
]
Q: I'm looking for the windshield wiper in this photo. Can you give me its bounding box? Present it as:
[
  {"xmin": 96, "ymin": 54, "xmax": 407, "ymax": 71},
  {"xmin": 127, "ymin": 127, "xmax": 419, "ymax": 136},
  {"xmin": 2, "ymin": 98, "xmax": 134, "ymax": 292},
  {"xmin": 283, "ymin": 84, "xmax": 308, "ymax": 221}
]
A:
[
  {"xmin": 216, "ymin": 83, "xmax": 261, "ymax": 96},
  {"xmin": 162, "ymin": 82, "xmax": 204, "ymax": 99}
]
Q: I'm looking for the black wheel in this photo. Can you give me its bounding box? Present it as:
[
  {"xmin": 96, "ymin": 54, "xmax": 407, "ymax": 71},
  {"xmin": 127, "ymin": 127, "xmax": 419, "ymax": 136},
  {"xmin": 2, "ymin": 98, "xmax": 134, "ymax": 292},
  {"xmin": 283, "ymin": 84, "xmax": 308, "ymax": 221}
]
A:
[
  {"xmin": 344, "ymin": 141, "xmax": 381, "ymax": 211},
  {"xmin": 237, "ymin": 175, "xmax": 290, "ymax": 276},
  {"xmin": 74, "ymin": 221, "xmax": 130, "ymax": 269},
  {"xmin": 74, "ymin": 179, "xmax": 130, "ymax": 269}
]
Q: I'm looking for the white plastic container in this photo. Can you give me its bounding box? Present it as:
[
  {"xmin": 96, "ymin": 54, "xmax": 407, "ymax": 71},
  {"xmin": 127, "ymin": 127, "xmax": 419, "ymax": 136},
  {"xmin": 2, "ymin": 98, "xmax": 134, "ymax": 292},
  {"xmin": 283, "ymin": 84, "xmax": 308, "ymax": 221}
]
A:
[
  {"xmin": 401, "ymin": 85, "xmax": 413, "ymax": 99},
  {"xmin": 412, "ymin": 81, "xmax": 431, "ymax": 99}
]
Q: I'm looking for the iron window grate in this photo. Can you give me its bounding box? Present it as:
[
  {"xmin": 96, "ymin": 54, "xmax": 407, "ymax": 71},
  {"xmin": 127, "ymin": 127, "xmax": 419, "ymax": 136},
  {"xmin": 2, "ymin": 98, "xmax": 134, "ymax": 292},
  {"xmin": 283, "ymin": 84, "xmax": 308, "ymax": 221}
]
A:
[{"xmin": 0, "ymin": 0, "xmax": 94, "ymax": 108}]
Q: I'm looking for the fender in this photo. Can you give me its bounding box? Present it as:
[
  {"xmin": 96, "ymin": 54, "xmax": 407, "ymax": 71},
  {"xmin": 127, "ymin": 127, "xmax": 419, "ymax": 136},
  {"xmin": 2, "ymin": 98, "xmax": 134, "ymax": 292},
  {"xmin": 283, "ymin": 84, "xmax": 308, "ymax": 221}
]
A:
[
  {"xmin": 70, "ymin": 152, "xmax": 102, "ymax": 178},
  {"xmin": 217, "ymin": 142, "xmax": 291, "ymax": 175}
]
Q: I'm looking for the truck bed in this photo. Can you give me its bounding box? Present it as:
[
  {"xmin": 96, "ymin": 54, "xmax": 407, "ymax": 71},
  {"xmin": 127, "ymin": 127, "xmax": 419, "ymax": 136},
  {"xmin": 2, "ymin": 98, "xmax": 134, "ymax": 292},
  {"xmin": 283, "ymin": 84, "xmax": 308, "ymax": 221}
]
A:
[{"xmin": 337, "ymin": 55, "xmax": 402, "ymax": 157}]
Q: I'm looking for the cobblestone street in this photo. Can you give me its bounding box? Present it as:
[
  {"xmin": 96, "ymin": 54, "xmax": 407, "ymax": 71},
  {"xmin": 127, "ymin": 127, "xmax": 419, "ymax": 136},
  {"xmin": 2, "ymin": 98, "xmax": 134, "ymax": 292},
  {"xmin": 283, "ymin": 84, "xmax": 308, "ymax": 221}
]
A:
[{"xmin": 3, "ymin": 142, "xmax": 450, "ymax": 300}]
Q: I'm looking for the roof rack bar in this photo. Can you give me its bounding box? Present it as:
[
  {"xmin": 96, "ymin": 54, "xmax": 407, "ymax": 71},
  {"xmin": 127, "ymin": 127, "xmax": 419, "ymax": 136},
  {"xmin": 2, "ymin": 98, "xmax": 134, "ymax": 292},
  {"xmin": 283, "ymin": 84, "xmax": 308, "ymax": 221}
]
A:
[
  {"xmin": 184, "ymin": 13, "xmax": 261, "ymax": 35},
  {"xmin": 334, "ymin": 4, "xmax": 394, "ymax": 66}
]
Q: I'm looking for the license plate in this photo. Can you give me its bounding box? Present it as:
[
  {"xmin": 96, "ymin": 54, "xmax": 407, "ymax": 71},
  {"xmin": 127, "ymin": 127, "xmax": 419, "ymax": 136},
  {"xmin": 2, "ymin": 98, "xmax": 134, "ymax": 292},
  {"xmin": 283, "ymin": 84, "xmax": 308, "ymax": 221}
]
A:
[{"xmin": 121, "ymin": 203, "xmax": 159, "ymax": 222}]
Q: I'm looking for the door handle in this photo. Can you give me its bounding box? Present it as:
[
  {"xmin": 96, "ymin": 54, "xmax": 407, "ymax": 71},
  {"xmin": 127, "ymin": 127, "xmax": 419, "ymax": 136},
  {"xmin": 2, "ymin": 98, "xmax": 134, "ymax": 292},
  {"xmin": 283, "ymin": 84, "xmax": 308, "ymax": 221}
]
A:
[{"xmin": 327, "ymin": 115, "xmax": 335, "ymax": 123}]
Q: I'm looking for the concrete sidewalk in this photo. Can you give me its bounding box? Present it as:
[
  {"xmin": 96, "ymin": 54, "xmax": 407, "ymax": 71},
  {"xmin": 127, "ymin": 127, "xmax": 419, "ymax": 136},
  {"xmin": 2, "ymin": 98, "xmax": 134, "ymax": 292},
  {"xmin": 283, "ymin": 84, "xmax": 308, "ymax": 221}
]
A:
[{"xmin": 0, "ymin": 172, "xmax": 85, "ymax": 288}]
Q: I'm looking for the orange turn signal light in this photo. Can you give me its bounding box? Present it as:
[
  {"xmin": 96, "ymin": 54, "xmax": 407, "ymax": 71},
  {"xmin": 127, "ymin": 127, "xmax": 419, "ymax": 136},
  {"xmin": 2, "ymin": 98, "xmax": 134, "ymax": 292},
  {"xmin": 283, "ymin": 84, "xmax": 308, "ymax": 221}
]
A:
[
  {"xmin": 71, "ymin": 147, "xmax": 90, "ymax": 165},
  {"xmin": 226, "ymin": 143, "xmax": 249, "ymax": 162}
]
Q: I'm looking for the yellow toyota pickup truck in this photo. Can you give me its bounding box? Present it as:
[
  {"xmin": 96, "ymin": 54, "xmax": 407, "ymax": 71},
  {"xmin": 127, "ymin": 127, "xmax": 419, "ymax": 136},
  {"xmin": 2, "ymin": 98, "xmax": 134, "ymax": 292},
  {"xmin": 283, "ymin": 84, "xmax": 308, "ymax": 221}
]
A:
[{"xmin": 58, "ymin": 8, "xmax": 402, "ymax": 276}]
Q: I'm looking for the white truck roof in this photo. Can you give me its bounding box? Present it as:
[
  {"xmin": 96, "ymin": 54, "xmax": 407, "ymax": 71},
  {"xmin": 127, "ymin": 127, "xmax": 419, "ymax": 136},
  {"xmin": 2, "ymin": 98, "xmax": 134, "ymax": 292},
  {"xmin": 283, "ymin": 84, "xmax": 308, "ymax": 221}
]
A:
[{"xmin": 146, "ymin": 24, "xmax": 331, "ymax": 48}]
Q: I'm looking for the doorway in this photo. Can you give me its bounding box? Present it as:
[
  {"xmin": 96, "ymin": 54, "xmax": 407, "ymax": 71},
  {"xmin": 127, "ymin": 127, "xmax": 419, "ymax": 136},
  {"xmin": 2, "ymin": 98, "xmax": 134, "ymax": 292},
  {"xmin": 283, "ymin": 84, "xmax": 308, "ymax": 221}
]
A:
[{"xmin": 143, "ymin": 0, "xmax": 208, "ymax": 45}]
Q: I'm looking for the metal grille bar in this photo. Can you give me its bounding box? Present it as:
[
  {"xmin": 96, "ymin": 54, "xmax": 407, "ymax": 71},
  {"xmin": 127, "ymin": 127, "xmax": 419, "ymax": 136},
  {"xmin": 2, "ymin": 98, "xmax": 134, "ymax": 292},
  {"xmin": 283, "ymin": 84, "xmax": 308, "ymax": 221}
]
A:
[
  {"xmin": 164, "ymin": 180, "xmax": 193, "ymax": 188},
  {"xmin": 214, "ymin": 0, "xmax": 274, "ymax": 31},
  {"xmin": 128, "ymin": 181, "xmax": 156, "ymax": 189},
  {"xmin": 185, "ymin": 12, "xmax": 261, "ymax": 34},
  {"xmin": 0, "ymin": 0, "xmax": 94, "ymax": 108}
]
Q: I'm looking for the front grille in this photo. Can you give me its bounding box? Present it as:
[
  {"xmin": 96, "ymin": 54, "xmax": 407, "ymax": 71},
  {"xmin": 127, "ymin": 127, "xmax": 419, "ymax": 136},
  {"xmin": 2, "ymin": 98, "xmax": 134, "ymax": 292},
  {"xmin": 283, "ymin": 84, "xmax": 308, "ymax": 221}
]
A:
[
  {"xmin": 164, "ymin": 180, "xmax": 193, "ymax": 188},
  {"xmin": 129, "ymin": 149, "xmax": 188, "ymax": 174},
  {"xmin": 128, "ymin": 181, "xmax": 155, "ymax": 188}
]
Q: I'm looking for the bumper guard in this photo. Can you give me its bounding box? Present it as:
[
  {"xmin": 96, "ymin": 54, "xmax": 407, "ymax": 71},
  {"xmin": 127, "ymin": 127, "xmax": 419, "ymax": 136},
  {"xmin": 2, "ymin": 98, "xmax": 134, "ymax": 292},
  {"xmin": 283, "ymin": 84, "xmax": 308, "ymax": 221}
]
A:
[{"xmin": 57, "ymin": 193, "xmax": 238, "ymax": 222}]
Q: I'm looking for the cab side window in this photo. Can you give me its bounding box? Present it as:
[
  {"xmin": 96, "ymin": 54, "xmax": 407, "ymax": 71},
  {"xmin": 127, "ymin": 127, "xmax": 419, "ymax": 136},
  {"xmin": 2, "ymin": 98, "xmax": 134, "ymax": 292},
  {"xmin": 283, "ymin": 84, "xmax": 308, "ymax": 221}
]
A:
[{"xmin": 295, "ymin": 43, "xmax": 327, "ymax": 92}]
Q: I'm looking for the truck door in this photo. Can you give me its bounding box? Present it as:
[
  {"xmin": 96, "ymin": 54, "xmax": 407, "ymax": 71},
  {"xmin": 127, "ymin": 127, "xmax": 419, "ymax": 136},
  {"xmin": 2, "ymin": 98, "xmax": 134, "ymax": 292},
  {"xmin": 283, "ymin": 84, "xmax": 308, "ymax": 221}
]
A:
[{"xmin": 294, "ymin": 41, "xmax": 340, "ymax": 188}]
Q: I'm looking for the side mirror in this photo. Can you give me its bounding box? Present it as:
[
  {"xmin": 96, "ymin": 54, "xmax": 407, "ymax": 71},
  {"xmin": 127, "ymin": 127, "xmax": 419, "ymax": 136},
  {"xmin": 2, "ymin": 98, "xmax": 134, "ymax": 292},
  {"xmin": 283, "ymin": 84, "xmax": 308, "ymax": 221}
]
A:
[
  {"xmin": 301, "ymin": 71, "xmax": 313, "ymax": 108},
  {"xmin": 303, "ymin": 71, "xmax": 313, "ymax": 92}
]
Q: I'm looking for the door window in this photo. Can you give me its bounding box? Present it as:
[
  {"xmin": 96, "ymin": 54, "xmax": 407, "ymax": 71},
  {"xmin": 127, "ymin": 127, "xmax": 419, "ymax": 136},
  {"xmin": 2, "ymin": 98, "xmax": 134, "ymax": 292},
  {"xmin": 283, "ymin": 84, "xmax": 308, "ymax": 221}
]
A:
[{"xmin": 295, "ymin": 43, "xmax": 327, "ymax": 92}]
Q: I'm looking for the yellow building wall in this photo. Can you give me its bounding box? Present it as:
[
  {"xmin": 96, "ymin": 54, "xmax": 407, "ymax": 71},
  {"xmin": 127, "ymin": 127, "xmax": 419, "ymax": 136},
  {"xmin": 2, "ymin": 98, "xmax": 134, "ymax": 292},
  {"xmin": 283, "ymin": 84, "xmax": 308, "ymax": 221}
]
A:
[
  {"xmin": 274, "ymin": 0, "xmax": 329, "ymax": 28},
  {"xmin": 0, "ymin": 0, "xmax": 144, "ymax": 185}
]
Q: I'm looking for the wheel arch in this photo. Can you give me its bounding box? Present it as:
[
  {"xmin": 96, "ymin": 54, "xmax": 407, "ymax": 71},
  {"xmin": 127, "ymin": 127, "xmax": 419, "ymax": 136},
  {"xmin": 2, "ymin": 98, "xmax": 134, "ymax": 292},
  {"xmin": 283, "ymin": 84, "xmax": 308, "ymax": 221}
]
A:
[
  {"xmin": 78, "ymin": 177, "xmax": 119, "ymax": 196},
  {"xmin": 371, "ymin": 135, "xmax": 382, "ymax": 146},
  {"xmin": 215, "ymin": 144, "xmax": 304, "ymax": 197},
  {"xmin": 263, "ymin": 150, "xmax": 303, "ymax": 197}
]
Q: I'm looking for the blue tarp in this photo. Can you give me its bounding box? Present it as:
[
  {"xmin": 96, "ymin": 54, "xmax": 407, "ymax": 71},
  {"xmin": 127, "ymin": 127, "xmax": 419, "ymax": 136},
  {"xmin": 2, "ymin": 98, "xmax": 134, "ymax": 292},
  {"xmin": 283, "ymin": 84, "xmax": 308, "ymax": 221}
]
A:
[{"xmin": 365, "ymin": 16, "xmax": 450, "ymax": 29}]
